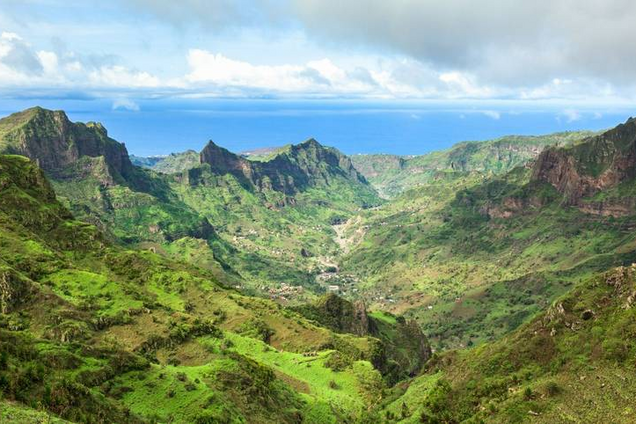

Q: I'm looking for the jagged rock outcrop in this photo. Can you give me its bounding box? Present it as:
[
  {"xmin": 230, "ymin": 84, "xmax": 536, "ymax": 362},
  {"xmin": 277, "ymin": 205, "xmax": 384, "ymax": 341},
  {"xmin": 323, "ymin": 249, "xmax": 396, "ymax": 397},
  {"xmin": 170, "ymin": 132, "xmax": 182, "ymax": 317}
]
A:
[
  {"xmin": 198, "ymin": 138, "xmax": 370, "ymax": 195},
  {"xmin": 0, "ymin": 107, "xmax": 135, "ymax": 185},
  {"xmin": 532, "ymin": 117, "xmax": 636, "ymax": 210}
]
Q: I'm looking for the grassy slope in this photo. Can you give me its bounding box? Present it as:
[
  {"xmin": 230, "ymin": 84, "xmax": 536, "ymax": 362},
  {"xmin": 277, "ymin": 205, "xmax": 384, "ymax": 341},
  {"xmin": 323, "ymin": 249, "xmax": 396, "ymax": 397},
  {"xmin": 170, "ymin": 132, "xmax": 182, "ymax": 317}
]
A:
[
  {"xmin": 340, "ymin": 128, "xmax": 636, "ymax": 350},
  {"xmin": 0, "ymin": 154, "xmax": 403, "ymax": 423},
  {"xmin": 166, "ymin": 144, "xmax": 381, "ymax": 292},
  {"xmin": 380, "ymin": 265, "xmax": 636, "ymax": 423},
  {"xmin": 342, "ymin": 163, "xmax": 636, "ymax": 350}
]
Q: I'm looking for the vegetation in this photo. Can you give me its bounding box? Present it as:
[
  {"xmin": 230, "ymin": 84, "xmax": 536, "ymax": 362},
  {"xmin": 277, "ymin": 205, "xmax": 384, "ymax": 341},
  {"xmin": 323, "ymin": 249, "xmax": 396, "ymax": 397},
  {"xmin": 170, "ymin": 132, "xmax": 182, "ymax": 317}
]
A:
[
  {"xmin": 1, "ymin": 107, "xmax": 635, "ymax": 423},
  {"xmin": 379, "ymin": 265, "xmax": 636, "ymax": 423},
  {"xmin": 0, "ymin": 152, "xmax": 406, "ymax": 423},
  {"xmin": 351, "ymin": 130, "xmax": 596, "ymax": 197}
]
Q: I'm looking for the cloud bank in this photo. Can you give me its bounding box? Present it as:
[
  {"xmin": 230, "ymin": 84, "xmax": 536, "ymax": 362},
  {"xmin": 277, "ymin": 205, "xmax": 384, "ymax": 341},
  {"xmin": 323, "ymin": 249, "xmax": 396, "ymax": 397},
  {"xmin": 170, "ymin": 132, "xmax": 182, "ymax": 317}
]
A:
[{"xmin": 2, "ymin": 1, "xmax": 636, "ymax": 102}]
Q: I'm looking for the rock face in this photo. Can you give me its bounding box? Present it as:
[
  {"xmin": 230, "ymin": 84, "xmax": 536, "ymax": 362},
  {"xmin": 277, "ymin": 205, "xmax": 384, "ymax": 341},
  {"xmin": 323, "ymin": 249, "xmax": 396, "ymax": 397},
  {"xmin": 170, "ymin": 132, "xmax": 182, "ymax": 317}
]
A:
[
  {"xmin": 0, "ymin": 107, "xmax": 135, "ymax": 184},
  {"xmin": 532, "ymin": 118, "xmax": 636, "ymax": 211},
  {"xmin": 198, "ymin": 138, "xmax": 369, "ymax": 195}
]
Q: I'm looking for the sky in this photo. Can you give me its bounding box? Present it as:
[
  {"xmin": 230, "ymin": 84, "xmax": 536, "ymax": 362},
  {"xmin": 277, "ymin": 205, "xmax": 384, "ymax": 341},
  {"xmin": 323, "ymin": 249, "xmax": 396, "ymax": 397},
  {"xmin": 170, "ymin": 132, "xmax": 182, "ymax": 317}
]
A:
[{"xmin": 1, "ymin": 1, "xmax": 636, "ymax": 155}]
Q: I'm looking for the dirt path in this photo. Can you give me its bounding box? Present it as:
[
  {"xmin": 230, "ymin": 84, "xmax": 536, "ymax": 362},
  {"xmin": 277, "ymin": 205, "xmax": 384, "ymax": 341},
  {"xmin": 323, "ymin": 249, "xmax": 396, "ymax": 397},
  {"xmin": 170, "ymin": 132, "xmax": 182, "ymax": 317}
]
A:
[{"xmin": 332, "ymin": 215, "xmax": 366, "ymax": 254}]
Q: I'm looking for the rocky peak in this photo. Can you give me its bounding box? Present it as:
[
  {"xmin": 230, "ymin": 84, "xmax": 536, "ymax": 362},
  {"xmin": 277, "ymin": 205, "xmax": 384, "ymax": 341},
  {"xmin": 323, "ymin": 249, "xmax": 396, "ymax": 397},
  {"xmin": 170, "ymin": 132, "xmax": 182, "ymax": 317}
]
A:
[
  {"xmin": 200, "ymin": 140, "xmax": 253, "ymax": 178},
  {"xmin": 198, "ymin": 138, "xmax": 372, "ymax": 195},
  {"xmin": 0, "ymin": 107, "xmax": 135, "ymax": 184},
  {"xmin": 532, "ymin": 117, "xmax": 636, "ymax": 205}
]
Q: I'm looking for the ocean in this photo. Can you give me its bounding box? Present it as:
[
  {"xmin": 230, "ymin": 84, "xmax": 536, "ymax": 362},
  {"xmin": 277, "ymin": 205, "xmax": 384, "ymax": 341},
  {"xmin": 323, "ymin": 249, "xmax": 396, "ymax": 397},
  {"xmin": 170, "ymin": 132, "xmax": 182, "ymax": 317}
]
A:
[{"xmin": 0, "ymin": 98, "xmax": 633, "ymax": 157}]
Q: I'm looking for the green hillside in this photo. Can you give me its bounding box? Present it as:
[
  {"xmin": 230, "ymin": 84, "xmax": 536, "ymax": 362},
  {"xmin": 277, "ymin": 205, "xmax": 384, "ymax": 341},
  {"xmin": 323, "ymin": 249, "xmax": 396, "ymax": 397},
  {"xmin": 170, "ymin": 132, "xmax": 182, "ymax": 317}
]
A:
[
  {"xmin": 379, "ymin": 265, "xmax": 636, "ymax": 423},
  {"xmin": 1, "ymin": 106, "xmax": 635, "ymax": 423},
  {"xmin": 0, "ymin": 108, "xmax": 381, "ymax": 295},
  {"xmin": 0, "ymin": 153, "xmax": 425, "ymax": 423},
  {"xmin": 341, "ymin": 123, "xmax": 636, "ymax": 350},
  {"xmin": 351, "ymin": 131, "xmax": 596, "ymax": 197}
]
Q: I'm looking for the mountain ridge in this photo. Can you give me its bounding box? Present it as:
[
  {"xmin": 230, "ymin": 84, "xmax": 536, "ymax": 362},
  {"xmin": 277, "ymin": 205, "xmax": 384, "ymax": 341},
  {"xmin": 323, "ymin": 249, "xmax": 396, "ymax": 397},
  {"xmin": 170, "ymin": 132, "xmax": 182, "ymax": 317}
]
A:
[
  {"xmin": 351, "ymin": 130, "xmax": 597, "ymax": 197},
  {"xmin": 0, "ymin": 107, "xmax": 136, "ymax": 185},
  {"xmin": 532, "ymin": 117, "xmax": 636, "ymax": 210}
]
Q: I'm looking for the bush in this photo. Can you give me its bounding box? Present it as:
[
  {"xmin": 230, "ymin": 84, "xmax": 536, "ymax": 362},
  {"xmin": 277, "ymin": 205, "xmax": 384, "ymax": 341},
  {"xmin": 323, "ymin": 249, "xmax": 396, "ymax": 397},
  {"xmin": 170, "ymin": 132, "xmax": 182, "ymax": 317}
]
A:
[
  {"xmin": 602, "ymin": 339, "xmax": 629, "ymax": 362},
  {"xmin": 325, "ymin": 352, "xmax": 353, "ymax": 372},
  {"xmin": 237, "ymin": 319, "xmax": 275, "ymax": 344},
  {"xmin": 545, "ymin": 381, "xmax": 561, "ymax": 397},
  {"xmin": 523, "ymin": 387, "xmax": 533, "ymax": 400}
]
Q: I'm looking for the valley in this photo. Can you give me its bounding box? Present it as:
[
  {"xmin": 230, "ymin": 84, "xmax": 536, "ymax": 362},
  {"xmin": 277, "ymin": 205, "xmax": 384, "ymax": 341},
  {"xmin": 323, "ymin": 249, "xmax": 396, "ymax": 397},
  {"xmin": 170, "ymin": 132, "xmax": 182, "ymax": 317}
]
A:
[{"xmin": 1, "ymin": 107, "xmax": 635, "ymax": 423}]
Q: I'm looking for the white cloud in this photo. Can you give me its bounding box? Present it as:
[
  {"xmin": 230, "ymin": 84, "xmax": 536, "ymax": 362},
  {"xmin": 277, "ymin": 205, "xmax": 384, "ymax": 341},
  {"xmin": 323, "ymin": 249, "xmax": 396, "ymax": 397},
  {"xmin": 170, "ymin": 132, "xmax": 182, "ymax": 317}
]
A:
[
  {"xmin": 89, "ymin": 66, "xmax": 160, "ymax": 88},
  {"xmin": 112, "ymin": 98, "xmax": 140, "ymax": 111},
  {"xmin": 0, "ymin": 32, "xmax": 162, "ymax": 93},
  {"xmin": 562, "ymin": 109, "xmax": 581, "ymax": 122},
  {"xmin": 480, "ymin": 110, "xmax": 501, "ymax": 120},
  {"xmin": 439, "ymin": 72, "xmax": 494, "ymax": 98},
  {"xmin": 291, "ymin": 0, "xmax": 636, "ymax": 89},
  {"xmin": 1, "ymin": 28, "xmax": 636, "ymax": 102},
  {"xmin": 184, "ymin": 49, "xmax": 381, "ymax": 95},
  {"xmin": 0, "ymin": 31, "xmax": 43, "ymax": 82}
]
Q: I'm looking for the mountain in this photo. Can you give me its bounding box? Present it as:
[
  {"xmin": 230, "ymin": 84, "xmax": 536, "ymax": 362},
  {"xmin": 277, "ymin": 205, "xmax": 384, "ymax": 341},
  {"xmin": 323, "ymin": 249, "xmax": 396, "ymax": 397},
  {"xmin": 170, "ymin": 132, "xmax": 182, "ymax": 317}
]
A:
[
  {"xmin": 0, "ymin": 107, "xmax": 136, "ymax": 185},
  {"xmin": 129, "ymin": 154, "xmax": 167, "ymax": 168},
  {"xmin": 532, "ymin": 118, "xmax": 636, "ymax": 215},
  {"xmin": 197, "ymin": 138, "xmax": 372, "ymax": 196},
  {"xmin": 0, "ymin": 153, "xmax": 428, "ymax": 423},
  {"xmin": 3, "ymin": 105, "xmax": 636, "ymax": 423},
  {"xmin": 172, "ymin": 138, "xmax": 380, "ymax": 290},
  {"xmin": 131, "ymin": 150, "xmax": 199, "ymax": 174},
  {"xmin": 340, "ymin": 122, "xmax": 636, "ymax": 350},
  {"xmin": 241, "ymin": 145, "xmax": 288, "ymax": 160},
  {"xmin": 351, "ymin": 131, "xmax": 595, "ymax": 197},
  {"xmin": 0, "ymin": 108, "xmax": 217, "ymax": 246},
  {"xmin": 380, "ymin": 264, "xmax": 636, "ymax": 423},
  {"xmin": 0, "ymin": 107, "xmax": 381, "ymax": 294}
]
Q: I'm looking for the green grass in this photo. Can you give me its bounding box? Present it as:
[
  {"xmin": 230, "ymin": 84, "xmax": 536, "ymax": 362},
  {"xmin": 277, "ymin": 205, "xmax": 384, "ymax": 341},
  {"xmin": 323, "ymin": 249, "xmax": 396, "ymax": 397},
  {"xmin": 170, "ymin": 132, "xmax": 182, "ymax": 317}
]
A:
[
  {"xmin": 43, "ymin": 270, "xmax": 144, "ymax": 317},
  {"xmin": 0, "ymin": 152, "xmax": 395, "ymax": 423},
  {"xmin": 379, "ymin": 266, "xmax": 636, "ymax": 423},
  {"xmin": 203, "ymin": 332, "xmax": 378, "ymax": 415},
  {"xmin": 0, "ymin": 400, "xmax": 72, "ymax": 423}
]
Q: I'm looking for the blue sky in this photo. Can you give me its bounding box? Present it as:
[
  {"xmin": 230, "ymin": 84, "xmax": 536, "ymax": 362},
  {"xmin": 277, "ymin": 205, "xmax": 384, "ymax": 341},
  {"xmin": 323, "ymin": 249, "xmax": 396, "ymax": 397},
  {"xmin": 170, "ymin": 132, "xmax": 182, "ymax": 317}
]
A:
[{"xmin": 1, "ymin": 1, "xmax": 636, "ymax": 155}]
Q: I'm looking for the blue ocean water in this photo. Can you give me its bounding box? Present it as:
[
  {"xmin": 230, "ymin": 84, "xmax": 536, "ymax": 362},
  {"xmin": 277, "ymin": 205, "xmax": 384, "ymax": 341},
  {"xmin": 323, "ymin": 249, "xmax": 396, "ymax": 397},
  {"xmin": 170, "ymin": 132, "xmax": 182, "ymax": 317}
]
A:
[{"xmin": 0, "ymin": 98, "xmax": 633, "ymax": 156}]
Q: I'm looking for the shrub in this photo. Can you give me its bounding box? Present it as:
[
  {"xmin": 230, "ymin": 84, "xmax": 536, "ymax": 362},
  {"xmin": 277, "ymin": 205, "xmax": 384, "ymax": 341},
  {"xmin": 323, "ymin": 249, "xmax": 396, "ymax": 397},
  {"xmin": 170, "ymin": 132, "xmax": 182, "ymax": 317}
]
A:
[
  {"xmin": 545, "ymin": 381, "xmax": 561, "ymax": 397},
  {"xmin": 237, "ymin": 319, "xmax": 275, "ymax": 344},
  {"xmin": 325, "ymin": 352, "xmax": 353, "ymax": 372},
  {"xmin": 523, "ymin": 387, "xmax": 533, "ymax": 400}
]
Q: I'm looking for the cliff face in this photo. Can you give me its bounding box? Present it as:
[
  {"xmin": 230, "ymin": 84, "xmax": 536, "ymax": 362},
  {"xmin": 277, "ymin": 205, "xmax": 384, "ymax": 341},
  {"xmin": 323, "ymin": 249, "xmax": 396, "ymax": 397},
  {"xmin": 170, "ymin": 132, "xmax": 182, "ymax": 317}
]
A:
[
  {"xmin": 0, "ymin": 107, "xmax": 135, "ymax": 184},
  {"xmin": 532, "ymin": 118, "xmax": 636, "ymax": 208},
  {"xmin": 198, "ymin": 138, "xmax": 370, "ymax": 195}
]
